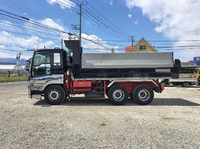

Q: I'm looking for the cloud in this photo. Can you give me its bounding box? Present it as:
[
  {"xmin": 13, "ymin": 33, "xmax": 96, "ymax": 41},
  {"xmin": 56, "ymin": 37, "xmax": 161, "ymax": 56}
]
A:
[
  {"xmin": 0, "ymin": 17, "xmax": 68, "ymax": 59},
  {"xmin": 0, "ymin": 52, "xmax": 15, "ymax": 58},
  {"xmin": 128, "ymin": 14, "xmax": 132, "ymax": 18},
  {"xmin": 0, "ymin": 30, "xmax": 58, "ymax": 59},
  {"xmin": 134, "ymin": 19, "xmax": 138, "ymax": 25},
  {"xmin": 0, "ymin": 17, "xmax": 117, "ymax": 59},
  {"xmin": 38, "ymin": 18, "xmax": 69, "ymax": 38},
  {"xmin": 109, "ymin": 0, "xmax": 113, "ymax": 5},
  {"xmin": 125, "ymin": 0, "xmax": 200, "ymax": 61},
  {"xmin": 0, "ymin": 31, "xmax": 56, "ymax": 49},
  {"xmin": 81, "ymin": 33, "xmax": 119, "ymax": 53},
  {"xmin": 46, "ymin": 0, "xmax": 75, "ymax": 9},
  {"xmin": 0, "ymin": 20, "xmax": 17, "ymax": 32},
  {"xmin": 39, "ymin": 18, "xmax": 65, "ymax": 31},
  {"xmin": 24, "ymin": 18, "xmax": 69, "ymax": 40},
  {"xmin": 0, "ymin": 18, "xmax": 67, "ymax": 48}
]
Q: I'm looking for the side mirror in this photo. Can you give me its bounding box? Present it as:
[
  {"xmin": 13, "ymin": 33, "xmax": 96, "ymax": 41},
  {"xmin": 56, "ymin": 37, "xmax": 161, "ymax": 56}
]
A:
[{"xmin": 25, "ymin": 68, "xmax": 29, "ymax": 71}]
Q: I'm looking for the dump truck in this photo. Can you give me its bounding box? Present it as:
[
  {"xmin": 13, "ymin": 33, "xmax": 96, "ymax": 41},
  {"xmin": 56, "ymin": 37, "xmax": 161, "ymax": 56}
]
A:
[
  {"xmin": 161, "ymin": 66, "xmax": 200, "ymax": 87},
  {"xmin": 28, "ymin": 40, "xmax": 180, "ymax": 105}
]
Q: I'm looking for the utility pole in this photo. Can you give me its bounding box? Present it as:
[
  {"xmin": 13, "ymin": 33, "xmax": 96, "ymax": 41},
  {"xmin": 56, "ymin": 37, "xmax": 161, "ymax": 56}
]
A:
[
  {"xmin": 77, "ymin": 2, "xmax": 87, "ymax": 47},
  {"xmin": 131, "ymin": 36, "xmax": 134, "ymax": 47},
  {"xmin": 79, "ymin": 4, "xmax": 82, "ymax": 46},
  {"xmin": 61, "ymin": 38, "xmax": 63, "ymax": 49}
]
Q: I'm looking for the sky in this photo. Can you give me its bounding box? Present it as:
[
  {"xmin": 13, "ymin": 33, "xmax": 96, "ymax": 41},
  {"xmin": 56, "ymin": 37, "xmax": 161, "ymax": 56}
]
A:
[{"xmin": 0, "ymin": 0, "xmax": 200, "ymax": 62}]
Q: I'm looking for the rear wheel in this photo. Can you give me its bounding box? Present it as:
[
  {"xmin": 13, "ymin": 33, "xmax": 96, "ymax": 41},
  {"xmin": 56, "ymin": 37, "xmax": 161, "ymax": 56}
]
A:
[
  {"xmin": 108, "ymin": 85, "xmax": 128, "ymax": 105},
  {"xmin": 161, "ymin": 82, "xmax": 166, "ymax": 87},
  {"xmin": 132, "ymin": 85, "xmax": 154, "ymax": 105},
  {"xmin": 44, "ymin": 85, "xmax": 66, "ymax": 105}
]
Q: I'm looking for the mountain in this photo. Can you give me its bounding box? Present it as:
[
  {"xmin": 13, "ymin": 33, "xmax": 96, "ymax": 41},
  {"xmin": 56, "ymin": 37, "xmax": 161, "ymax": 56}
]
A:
[
  {"xmin": 0, "ymin": 58, "xmax": 27, "ymax": 65},
  {"xmin": 181, "ymin": 60, "xmax": 194, "ymax": 66}
]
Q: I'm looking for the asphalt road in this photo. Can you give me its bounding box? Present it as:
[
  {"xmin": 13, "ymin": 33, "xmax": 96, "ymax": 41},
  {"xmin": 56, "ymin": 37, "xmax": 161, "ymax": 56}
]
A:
[{"xmin": 0, "ymin": 81, "xmax": 200, "ymax": 149}]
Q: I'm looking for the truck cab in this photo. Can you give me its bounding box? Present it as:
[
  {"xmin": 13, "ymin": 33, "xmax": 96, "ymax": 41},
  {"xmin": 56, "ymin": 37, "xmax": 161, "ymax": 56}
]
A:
[
  {"xmin": 30, "ymin": 48, "xmax": 67, "ymax": 78},
  {"xmin": 28, "ymin": 48, "xmax": 68, "ymax": 99}
]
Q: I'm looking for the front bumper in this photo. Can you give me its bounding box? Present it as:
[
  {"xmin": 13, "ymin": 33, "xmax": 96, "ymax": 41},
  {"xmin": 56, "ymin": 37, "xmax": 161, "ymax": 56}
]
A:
[
  {"xmin": 28, "ymin": 83, "xmax": 42, "ymax": 99},
  {"xmin": 28, "ymin": 74, "xmax": 64, "ymax": 99}
]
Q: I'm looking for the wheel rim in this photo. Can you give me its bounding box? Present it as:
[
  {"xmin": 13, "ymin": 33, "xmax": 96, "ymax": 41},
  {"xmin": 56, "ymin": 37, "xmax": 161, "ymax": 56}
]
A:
[
  {"xmin": 138, "ymin": 89, "xmax": 150, "ymax": 101},
  {"xmin": 112, "ymin": 89, "xmax": 125, "ymax": 101},
  {"xmin": 48, "ymin": 89, "xmax": 61, "ymax": 101},
  {"xmin": 184, "ymin": 83, "xmax": 189, "ymax": 87}
]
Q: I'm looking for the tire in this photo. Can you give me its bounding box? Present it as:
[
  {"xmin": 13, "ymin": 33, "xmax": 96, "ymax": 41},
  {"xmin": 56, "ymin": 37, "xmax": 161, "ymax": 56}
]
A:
[
  {"xmin": 160, "ymin": 81, "xmax": 166, "ymax": 87},
  {"xmin": 162, "ymin": 82, "xmax": 166, "ymax": 87},
  {"xmin": 133, "ymin": 85, "xmax": 154, "ymax": 105},
  {"xmin": 131, "ymin": 87, "xmax": 138, "ymax": 103},
  {"xmin": 182, "ymin": 82, "xmax": 189, "ymax": 87},
  {"xmin": 106, "ymin": 88, "xmax": 109, "ymax": 98},
  {"xmin": 108, "ymin": 85, "xmax": 128, "ymax": 105},
  {"xmin": 44, "ymin": 85, "xmax": 66, "ymax": 105}
]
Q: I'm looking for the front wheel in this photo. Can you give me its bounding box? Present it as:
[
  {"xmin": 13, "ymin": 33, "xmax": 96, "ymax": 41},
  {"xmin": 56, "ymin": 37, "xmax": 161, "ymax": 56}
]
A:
[
  {"xmin": 44, "ymin": 85, "xmax": 66, "ymax": 105},
  {"xmin": 132, "ymin": 85, "xmax": 154, "ymax": 105},
  {"xmin": 108, "ymin": 85, "xmax": 128, "ymax": 105}
]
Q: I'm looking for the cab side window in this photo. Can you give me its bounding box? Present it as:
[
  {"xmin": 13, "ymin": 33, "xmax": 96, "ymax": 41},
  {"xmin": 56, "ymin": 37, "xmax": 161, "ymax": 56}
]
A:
[
  {"xmin": 53, "ymin": 53, "xmax": 61, "ymax": 66},
  {"xmin": 32, "ymin": 53, "xmax": 51, "ymax": 77},
  {"xmin": 33, "ymin": 53, "xmax": 50, "ymax": 66}
]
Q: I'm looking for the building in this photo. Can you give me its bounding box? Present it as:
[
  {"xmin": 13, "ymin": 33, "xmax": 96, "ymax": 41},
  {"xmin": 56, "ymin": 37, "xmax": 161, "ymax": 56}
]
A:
[
  {"xmin": 194, "ymin": 57, "xmax": 200, "ymax": 65},
  {"xmin": 125, "ymin": 37, "xmax": 157, "ymax": 53}
]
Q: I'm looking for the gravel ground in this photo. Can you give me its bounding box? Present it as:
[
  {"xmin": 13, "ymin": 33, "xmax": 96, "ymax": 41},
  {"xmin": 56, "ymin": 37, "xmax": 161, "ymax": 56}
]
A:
[{"xmin": 0, "ymin": 82, "xmax": 200, "ymax": 149}]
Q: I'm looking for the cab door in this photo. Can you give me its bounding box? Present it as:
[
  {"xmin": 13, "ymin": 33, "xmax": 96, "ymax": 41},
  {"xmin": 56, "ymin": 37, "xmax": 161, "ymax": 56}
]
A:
[
  {"xmin": 31, "ymin": 52, "xmax": 52, "ymax": 77},
  {"xmin": 51, "ymin": 52, "xmax": 64, "ymax": 74}
]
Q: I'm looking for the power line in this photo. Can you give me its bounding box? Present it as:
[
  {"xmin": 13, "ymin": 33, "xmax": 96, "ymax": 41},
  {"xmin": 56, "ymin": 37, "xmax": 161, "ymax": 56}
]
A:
[
  {"xmin": 80, "ymin": 5, "xmax": 130, "ymax": 39},
  {"xmin": 85, "ymin": 10, "xmax": 129, "ymax": 38},
  {"xmin": 0, "ymin": 8, "xmax": 116, "ymax": 50},
  {"xmin": 0, "ymin": 21, "xmax": 63, "ymax": 38},
  {"xmin": 0, "ymin": 43, "xmax": 27, "ymax": 49},
  {"xmin": 0, "ymin": 0, "xmax": 75, "ymax": 31},
  {"xmin": 86, "ymin": 1, "xmax": 131, "ymax": 37},
  {"xmin": 69, "ymin": 0, "xmax": 131, "ymax": 40},
  {"xmin": 82, "ymin": 15, "xmax": 126, "ymax": 39},
  {"xmin": 0, "ymin": 1, "xmax": 131, "ymax": 48},
  {"xmin": 2, "ymin": 2, "xmax": 199, "ymax": 53},
  {"xmin": 0, "ymin": 48, "xmax": 33, "ymax": 52},
  {"xmin": 0, "ymin": 9, "xmax": 70, "ymax": 34},
  {"xmin": 47, "ymin": 0, "xmax": 79, "ymax": 12}
]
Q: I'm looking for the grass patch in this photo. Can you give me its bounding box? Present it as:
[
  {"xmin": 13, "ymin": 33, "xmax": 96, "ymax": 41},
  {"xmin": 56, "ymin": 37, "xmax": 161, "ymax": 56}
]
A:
[{"xmin": 0, "ymin": 76, "xmax": 27, "ymax": 83}]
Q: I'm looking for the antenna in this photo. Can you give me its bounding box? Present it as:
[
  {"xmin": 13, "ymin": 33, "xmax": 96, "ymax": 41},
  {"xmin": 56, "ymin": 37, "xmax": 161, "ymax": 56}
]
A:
[{"xmin": 16, "ymin": 52, "xmax": 21, "ymax": 60}]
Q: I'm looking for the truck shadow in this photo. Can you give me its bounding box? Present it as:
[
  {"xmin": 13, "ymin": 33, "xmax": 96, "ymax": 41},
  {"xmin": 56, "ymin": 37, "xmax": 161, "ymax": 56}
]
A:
[
  {"xmin": 34, "ymin": 97, "xmax": 200, "ymax": 107},
  {"xmin": 165, "ymin": 85, "xmax": 200, "ymax": 88},
  {"xmin": 151, "ymin": 98, "xmax": 200, "ymax": 106}
]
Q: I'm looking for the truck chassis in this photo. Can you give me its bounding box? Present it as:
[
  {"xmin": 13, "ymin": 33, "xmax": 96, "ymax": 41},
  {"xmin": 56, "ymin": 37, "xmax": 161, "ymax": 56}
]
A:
[{"xmin": 28, "ymin": 74, "xmax": 163, "ymax": 105}]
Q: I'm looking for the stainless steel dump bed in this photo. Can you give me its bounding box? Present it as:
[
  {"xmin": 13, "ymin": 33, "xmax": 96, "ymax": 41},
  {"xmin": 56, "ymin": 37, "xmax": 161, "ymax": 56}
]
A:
[
  {"xmin": 82, "ymin": 52, "xmax": 173, "ymax": 69},
  {"xmin": 64, "ymin": 40, "xmax": 180, "ymax": 79}
]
